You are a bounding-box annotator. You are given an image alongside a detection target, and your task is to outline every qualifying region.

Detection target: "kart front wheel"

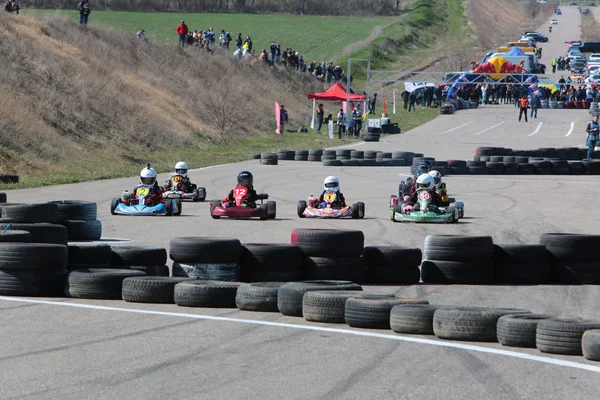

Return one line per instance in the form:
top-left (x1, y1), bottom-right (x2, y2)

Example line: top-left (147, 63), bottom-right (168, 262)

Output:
top-left (174, 200), bottom-right (182, 216)
top-left (297, 200), bottom-right (307, 218)
top-left (266, 201), bottom-right (276, 220)
top-left (357, 202), bottom-right (365, 219)
top-left (165, 200), bottom-right (173, 216)
top-left (391, 205), bottom-right (403, 221)
top-left (352, 203), bottom-right (360, 219)
top-left (110, 197), bottom-right (120, 215)
top-left (259, 204), bottom-right (268, 220)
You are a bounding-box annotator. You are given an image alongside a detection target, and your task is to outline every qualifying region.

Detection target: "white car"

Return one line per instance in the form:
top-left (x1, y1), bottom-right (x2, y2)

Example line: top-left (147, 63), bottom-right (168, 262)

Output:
top-left (585, 74), bottom-right (600, 84)
top-left (551, 19), bottom-right (558, 25)
top-left (589, 54), bottom-right (600, 62)
top-left (587, 65), bottom-right (600, 75)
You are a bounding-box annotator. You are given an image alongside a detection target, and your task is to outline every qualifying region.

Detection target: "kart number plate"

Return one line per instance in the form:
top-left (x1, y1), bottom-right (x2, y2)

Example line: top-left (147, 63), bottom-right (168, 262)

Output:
top-left (234, 187), bottom-right (248, 196)
top-left (324, 193), bottom-right (337, 201)
top-left (419, 192), bottom-right (431, 200)
top-left (137, 188), bottom-right (150, 195)
top-left (172, 176), bottom-right (183, 182)
top-left (323, 208), bottom-right (334, 214)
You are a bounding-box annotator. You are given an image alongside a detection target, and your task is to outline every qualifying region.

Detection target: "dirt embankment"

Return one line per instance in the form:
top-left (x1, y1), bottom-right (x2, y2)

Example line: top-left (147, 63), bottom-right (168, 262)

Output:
top-left (0, 14), bottom-right (322, 175)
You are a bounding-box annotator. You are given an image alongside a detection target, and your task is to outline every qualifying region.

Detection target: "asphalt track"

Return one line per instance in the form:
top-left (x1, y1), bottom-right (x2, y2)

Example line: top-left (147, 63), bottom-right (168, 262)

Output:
top-left (2, 6), bottom-right (600, 400)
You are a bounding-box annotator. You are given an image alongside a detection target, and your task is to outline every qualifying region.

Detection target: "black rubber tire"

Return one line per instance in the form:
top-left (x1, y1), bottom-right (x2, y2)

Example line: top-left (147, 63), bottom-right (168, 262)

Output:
top-left (447, 160), bottom-right (467, 167)
top-left (539, 233), bottom-right (600, 261)
top-left (582, 329), bottom-right (600, 361)
top-left (363, 246), bottom-right (422, 267)
top-left (302, 290), bottom-right (366, 323)
top-left (307, 154), bottom-right (321, 162)
top-left (277, 281), bottom-right (362, 317)
top-left (260, 158), bottom-right (278, 165)
top-left (0, 243), bottom-right (67, 270)
top-left (359, 159), bottom-right (377, 166)
top-left (518, 163), bottom-right (534, 174)
top-left (0, 223), bottom-right (67, 245)
top-left (110, 246), bottom-right (167, 267)
top-left (363, 150), bottom-right (378, 159)
top-left (448, 166), bottom-right (470, 175)
top-left (295, 150), bottom-right (309, 156)
top-left (469, 166), bottom-right (489, 175)
top-left (390, 304), bottom-right (455, 335)
top-left (122, 276), bottom-right (195, 304)
top-left (174, 281), bottom-right (241, 308)
top-left (493, 244), bottom-right (551, 284)
top-left (242, 268), bottom-right (301, 283)
top-left (424, 235), bottom-right (493, 262)
top-left (467, 160), bottom-right (486, 167)
top-left (322, 160), bottom-right (343, 166)
top-left (290, 228), bottom-right (364, 257)
top-left (536, 318), bottom-right (600, 355)
top-left (0, 193), bottom-right (6, 203)
top-left (1, 203), bottom-right (58, 223)
top-left (128, 265), bottom-right (169, 276)
top-left (294, 155), bottom-right (308, 161)
top-left (260, 152), bottom-right (278, 160)
top-left (0, 230), bottom-right (31, 243)
top-left (308, 149), bottom-right (323, 156)
top-left (367, 265), bottom-right (420, 284)
top-left (321, 155), bottom-right (336, 161)
top-left (341, 160), bottom-right (360, 167)
top-left (350, 151), bottom-right (364, 159)
top-left (0, 268), bottom-right (67, 296)
top-left (303, 256), bottom-right (367, 284)
top-left (433, 307), bottom-right (531, 342)
top-left (172, 262), bottom-right (239, 281)
top-left (66, 268), bottom-right (146, 299)
top-left (169, 237), bottom-right (242, 263)
top-left (236, 282), bottom-right (285, 312)
top-left (345, 297), bottom-right (429, 329)
top-left (421, 260), bottom-right (494, 284)
top-left (489, 156), bottom-right (504, 162)
top-left (240, 244), bottom-right (303, 272)
top-left (68, 244), bottom-right (112, 265)
top-left (497, 314), bottom-right (556, 348)
top-left (48, 201), bottom-right (97, 221)
top-left (251, 154), bottom-right (261, 160)
top-left (59, 220), bottom-right (102, 241)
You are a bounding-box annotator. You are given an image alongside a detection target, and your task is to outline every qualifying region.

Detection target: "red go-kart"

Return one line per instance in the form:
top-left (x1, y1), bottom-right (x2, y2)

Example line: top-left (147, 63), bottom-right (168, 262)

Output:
top-left (297, 190), bottom-right (365, 219)
top-left (210, 185), bottom-right (276, 220)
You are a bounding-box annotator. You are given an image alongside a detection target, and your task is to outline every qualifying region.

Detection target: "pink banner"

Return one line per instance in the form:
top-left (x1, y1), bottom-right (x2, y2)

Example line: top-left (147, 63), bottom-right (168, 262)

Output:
top-left (275, 101), bottom-right (281, 134)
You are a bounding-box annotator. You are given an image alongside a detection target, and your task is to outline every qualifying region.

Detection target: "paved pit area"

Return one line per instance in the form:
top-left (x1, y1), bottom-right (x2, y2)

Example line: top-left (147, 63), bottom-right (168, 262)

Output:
top-left (1, 6), bottom-right (599, 399)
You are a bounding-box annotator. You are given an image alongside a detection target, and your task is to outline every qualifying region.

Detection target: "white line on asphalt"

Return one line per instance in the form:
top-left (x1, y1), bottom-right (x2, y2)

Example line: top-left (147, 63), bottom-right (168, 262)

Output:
top-left (566, 122), bottom-right (575, 137)
top-left (528, 122), bottom-right (543, 137)
top-left (189, 164), bottom-right (230, 173)
top-left (2, 297), bottom-right (599, 374)
top-left (439, 121), bottom-right (473, 135)
top-left (474, 121), bottom-right (505, 136)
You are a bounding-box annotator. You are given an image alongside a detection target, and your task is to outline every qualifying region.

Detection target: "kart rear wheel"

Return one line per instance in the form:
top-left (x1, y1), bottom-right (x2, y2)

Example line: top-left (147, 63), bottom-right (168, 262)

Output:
top-left (358, 202), bottom-right (365, 218)
top-left (351, 203), bottom-right (360, 219)
top-left (165, 200), bottom-right (173, 216)
top-left (266, 201), bottom-right (276, 219)
top-left (110, 198), bottom-right (120, 216)
top-left (174, 200), bottom-right (182, 216)
top-left (456, 201), bottom-right (465, 218)
top-left (193, 187), bottom-right (206, 202)
top-left (447, 206), bottom-right (458, 223)
top-left (297, 200), bottom-right (307, 218)
top-left (260, 204), bottom-right (268, 220)
top-left (210, 200), bottom-right (221, 219)
top-left (391, 205), bottom-right (403, 222)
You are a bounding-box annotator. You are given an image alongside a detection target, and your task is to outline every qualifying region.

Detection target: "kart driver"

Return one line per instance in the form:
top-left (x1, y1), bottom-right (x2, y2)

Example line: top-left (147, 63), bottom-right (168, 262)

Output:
top-left (403, 163), bottom-right (431, 199)
top-left (127, 164), bottom-right (164, 205)
top-left (223, 170), bottom-right (258, 208)
top-left (167, 161), bottom-right (192, 191)
top-left (428, 170), bottom-right (448, 201)
top-left (404, 174), bottom-right (442, 213)
top-left (317, 176), bottom-right (346, 208)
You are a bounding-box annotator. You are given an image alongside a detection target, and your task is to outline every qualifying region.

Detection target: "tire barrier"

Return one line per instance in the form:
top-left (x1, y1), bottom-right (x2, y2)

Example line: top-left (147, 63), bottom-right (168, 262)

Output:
top-left (0, 174), bottom-right (19, 184)
top-left (174, 281), bottom-right (241, 308)
top-left (540, 233), bottom-right (600, 284)
top-left (363, 246), bottom-right (421, 285)
top-left (277, 280), bottom-right (362, 317)
top-left (66, 268), bottom-right (146, 299)
top-left (235, 282), bottom-right (284, 312)
top-left (497, 314), bottom-right (555, 348)
top-left (583, 330), bottom-right (600, 361)
top-left (302, 290), bottom-right (366, 323)
top-left (345, 296), bottom-right (429, 329)
top-left (493, 244), bottom-right (551, 284)
top-left (390, 304), bottom-right (455, 335)
top-left (536, 318), bottom-right (600, 356)
top-left (240, 243), bottom-right (304, 282)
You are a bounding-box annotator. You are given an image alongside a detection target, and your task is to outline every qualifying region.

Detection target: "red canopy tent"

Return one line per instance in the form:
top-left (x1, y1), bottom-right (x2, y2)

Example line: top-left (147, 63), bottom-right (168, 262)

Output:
top-left (307, 82), bottom-right (366, 101)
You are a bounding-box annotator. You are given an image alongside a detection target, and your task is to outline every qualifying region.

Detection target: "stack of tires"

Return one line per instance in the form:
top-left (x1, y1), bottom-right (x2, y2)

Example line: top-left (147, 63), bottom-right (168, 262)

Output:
top-left (308, 149), bottom-right (323, 162)
top-left (291, 228), bottom-right (367, 284)
top-left (493, 244), bottom-right (551, 284)
top-left (170, 237), bottom-right (242, 281)
top-left (375, 152), bottom-right (404, 166)
top-left (277, 149), bottom-right (295, 161)
top-left (540, 233), bottom-right (600, 284)
top-left (363, 128), bottom-right (381, 142)
top-left (321, 150), bottom-right (341, 166)
top-left (277, 280), bottom-right (362, 317)
top-left (421, 235), bottom-right (495, 284)
top-left (0, 242), bottom-right (67, 297)
top-left (51, 201), bottom-right (102, 241)
top-left (363, 246), bottom-right (421, 284)
top-left (294, 150), bottom-right (309, 161)
top-left (109, 246), bottom-right (170, 276)
top-left (240, 243), bottom-right (304, 282)
top-left (0, 203), bottom-right (69, 245)
top-left (447, 160), bottom-right (470, 175)
top-left (260, 152), bottom-right (278, 165)
top-left (174, 280), bottom-right (241, 308)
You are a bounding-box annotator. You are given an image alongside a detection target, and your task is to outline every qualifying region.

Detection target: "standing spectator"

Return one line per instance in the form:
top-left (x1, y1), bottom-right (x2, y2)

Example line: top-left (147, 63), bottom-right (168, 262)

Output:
top-left (221, 30), bottom-right (231, 49)
top-left (513, 86), bottom-right (520, 107)
top-left (586, 115), bottom-right (600, 160)
top-left (4, 0), bottom-right (11, 12)
top-left (552, 59), bottom-right (557, 73)
top-left (401, 90), bottom-right (409, 110)
top-left (518, 95), bottom-right (529, 122)
top-left (369, 93), bottom-right (377, 115)
top-left (408, 91), bottom-right (417, 112)
top-left (481, 84), bottom-right (488, 105)
top-left (77, 0), bottom-right (91, 25)
top-left (176, 20), bottom-right (188, 47)
top-left (336, 108), bottom-right (347, 139)
top-left (269, 42), bottom-right (277, 65)
top-left (316, 103), bottom-right (324, 134)
top-left (243, 35), bottom-right (253, 52)
top-left (279, 104), bottom-right (288, 134)
top-left (235, 33), bottom-right (243, 51)
top-left (275, 44), bottom-right (281, 63)
top-left (352, 106), bottom-right (362, 136)
top-left (530, 94), bottom-right (538, 119)
top-left (136, 28), bottom-right (147, 42)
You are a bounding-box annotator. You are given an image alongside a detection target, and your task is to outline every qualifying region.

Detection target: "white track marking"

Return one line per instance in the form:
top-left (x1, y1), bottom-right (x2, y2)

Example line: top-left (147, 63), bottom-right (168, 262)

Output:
top-left (1, 297), bottom-right (599, 374)
top-left (439, 121), bottom-right (474, 135)
top-left (474, 121), bottom-right (505, 136)
top-left (528, 122), bottom-right (543, 137)
top-left (189, 164), bottom-right (230, 173)
top-left (566, 122), bottom-right (575, 137)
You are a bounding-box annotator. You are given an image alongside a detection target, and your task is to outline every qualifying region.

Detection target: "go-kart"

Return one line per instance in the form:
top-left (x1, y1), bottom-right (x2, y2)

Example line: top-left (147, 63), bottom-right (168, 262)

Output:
top-left (163, 174), bottom-right (206, 202)
top-left (399, 179), bottom-right (463, 217)
top-left (209, 185), bottom-right (276, 220)
top-left (389, 190), bottom-right (461, 223)
top-left (111, 185), bottom-right (182, 216)
top-left (297, 190), bottom-right (365, 219)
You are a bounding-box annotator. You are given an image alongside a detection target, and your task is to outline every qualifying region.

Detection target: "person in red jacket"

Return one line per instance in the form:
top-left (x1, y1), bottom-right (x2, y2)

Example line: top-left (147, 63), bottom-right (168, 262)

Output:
top-left (176, 20), bottom-right (188, 47)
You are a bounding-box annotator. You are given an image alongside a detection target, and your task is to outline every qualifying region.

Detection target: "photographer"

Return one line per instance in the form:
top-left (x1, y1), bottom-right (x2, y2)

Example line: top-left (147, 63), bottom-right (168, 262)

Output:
top-left (586, 115), bottom-right (600, 160)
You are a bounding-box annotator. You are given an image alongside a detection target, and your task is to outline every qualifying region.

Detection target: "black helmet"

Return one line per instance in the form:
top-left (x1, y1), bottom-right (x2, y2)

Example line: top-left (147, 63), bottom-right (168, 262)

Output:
top-left (415, 163), bottom-right (430, 178)
top-left (237, 170), bottom-right (254, 188)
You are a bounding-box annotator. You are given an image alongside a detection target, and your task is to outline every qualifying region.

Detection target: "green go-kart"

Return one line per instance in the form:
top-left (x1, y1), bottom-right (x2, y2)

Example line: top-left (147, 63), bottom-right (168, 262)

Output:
top-left (389, 190), bottom-right (462, 223)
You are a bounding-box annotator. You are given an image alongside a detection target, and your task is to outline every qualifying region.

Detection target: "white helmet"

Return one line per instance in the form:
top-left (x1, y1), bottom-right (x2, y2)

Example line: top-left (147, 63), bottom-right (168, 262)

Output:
top-left (429, 170), bottom-right (442, 188)
top-left (140, 164), bottom-right (157, 186)
top-left (323, 176), bottom-right (340, 192)
top-left (175, 161), bottom-right (188, 176)
top-left (415, 174), bottom-right (435, 191)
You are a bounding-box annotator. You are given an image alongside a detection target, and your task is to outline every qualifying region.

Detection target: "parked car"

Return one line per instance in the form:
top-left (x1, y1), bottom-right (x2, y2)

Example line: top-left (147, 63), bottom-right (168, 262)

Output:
top-left (589, 53), bottom-right (600, 62)
top-left (522, 32), bottom-right (548, 42)
top-left (551, 19), bottom-right (558, 25)
top-left (585, 74), bottom-right (600, 84)
top-left (587, 65), bottom-right (600, 75)
top-left (580, 42), bottom-right (600, 53)
top-left (556, 8), bottom-right (562, 15)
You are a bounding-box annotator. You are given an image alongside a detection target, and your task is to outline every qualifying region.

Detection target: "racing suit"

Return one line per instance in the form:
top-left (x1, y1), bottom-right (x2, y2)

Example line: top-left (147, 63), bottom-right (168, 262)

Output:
top-left (166, 174), bottom-right (192, 192)
top-left (224, 186), bottom-right (258, 208)
top-left (407, 189), bottom-right (442, 210)
top-left (317, 191), bottom-right (346, 208)
top-left (130, 182), bottom-right (164, 206)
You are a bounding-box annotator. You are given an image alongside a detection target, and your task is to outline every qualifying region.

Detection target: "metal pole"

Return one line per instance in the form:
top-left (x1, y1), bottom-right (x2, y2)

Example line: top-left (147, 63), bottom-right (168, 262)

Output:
top-left (347, 58), bottom-right (351, 118)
